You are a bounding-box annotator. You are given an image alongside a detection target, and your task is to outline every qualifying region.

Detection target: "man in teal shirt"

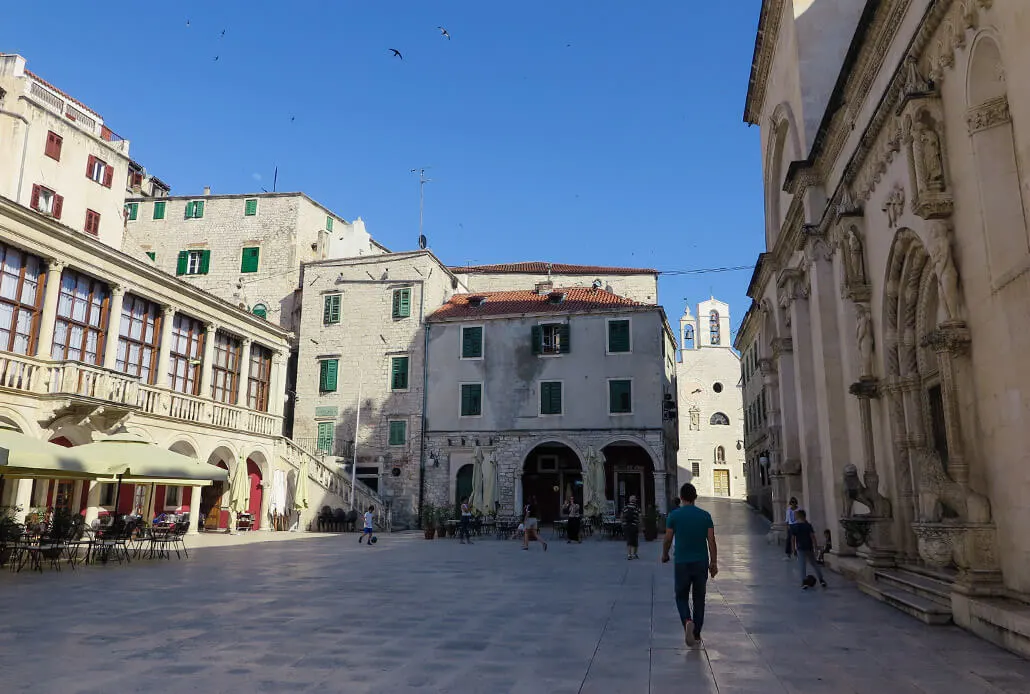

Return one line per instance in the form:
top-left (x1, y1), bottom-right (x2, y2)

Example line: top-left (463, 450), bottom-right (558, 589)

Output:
top-left (662, 482), bottom-right (718, 647)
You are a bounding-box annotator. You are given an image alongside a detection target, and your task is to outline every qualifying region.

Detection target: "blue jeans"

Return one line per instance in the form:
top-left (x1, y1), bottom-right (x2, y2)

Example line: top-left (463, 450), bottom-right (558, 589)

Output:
top-left (798, 550), bottom-right (824, 583)
top-left (674, 561), bottom-right (709, 636)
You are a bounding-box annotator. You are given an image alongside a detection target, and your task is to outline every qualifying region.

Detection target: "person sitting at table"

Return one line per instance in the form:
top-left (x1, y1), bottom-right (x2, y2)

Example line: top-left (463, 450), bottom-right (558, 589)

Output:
top-left (563, 498), bottom-right (582, 544)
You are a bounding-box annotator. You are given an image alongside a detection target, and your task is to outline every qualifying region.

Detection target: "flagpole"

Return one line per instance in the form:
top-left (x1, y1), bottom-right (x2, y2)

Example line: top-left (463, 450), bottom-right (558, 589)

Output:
top-left (350, 370), bottom-right (362, 511)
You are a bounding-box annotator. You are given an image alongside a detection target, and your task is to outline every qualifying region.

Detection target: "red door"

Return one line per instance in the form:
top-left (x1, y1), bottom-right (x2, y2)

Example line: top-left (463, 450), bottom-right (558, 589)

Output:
top-left (247, 459), bottom-right (263, 530)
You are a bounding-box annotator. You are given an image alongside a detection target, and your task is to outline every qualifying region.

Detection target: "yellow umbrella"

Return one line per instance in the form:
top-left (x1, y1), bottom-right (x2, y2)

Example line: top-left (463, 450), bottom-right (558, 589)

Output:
top-left (74, 433), bottom-right (228, 483)
top-left (0, 423), bottom-right (104, 480)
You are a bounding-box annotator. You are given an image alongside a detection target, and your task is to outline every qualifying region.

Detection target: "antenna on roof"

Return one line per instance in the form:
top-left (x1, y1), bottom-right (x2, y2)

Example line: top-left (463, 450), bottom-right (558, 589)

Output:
top-left (273, 166), bottom-right (278, 193)
top-left (410, 167), bottom-right (432, 249)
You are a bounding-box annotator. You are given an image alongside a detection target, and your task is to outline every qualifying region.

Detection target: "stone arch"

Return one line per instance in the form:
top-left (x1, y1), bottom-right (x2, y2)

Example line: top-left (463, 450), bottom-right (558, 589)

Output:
top-left (168, 435), bottom-right (201, 459)
top-left (245, 450), bottom-right (269, 530)
top-left (0, 406), bottom-right (37, 435)
top-left (514, 437), bottom-right (585, 470)
top-left (596, 434), bottom-right (662, 471)
top-left (765, 102), bottom-right (803, 249)
top-left (201, 444), bottom-right (237, 530)
top-left (520, 439), bottom-right (584, 523)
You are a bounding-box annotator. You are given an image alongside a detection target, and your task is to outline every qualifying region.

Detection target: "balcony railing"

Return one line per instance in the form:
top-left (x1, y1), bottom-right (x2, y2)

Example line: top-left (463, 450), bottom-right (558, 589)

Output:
top-left (0, 351), bottom-right (282, 438)
top-left (280, 438), bottom-right (384, 525)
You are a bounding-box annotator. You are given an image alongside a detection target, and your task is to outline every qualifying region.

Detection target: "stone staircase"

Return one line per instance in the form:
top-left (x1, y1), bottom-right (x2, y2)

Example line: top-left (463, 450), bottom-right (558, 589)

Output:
top-left (858, 564), bottom-right (955, 625)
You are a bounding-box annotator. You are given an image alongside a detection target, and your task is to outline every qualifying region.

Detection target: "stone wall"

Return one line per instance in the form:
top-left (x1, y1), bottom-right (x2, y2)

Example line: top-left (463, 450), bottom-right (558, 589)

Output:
top-left (455, 271), bottom-right (659, 304)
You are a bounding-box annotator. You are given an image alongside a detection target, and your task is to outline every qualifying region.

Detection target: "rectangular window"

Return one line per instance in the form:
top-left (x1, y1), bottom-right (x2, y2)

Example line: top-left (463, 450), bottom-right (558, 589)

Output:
top-left (85, 154), bottom-right (113, 187)
top-left (0, 242), bottom-right (45, 355)
top-left (247, 344), bottom-right (272, 412)
top-left (125, 202), bottom-right (138, 221)
top-left (690, 461), bottom-right (700, 478)
top-left (153, 200), bottom-right (166, 220)
top-left (176, 250), bottom-right (211, 276)
top-left (240, 246), bottom-right (260, 273)
top-left (115, 294), bottom-right (161, 384)
top-left (30, 184), bottom-right (63, 219)
top-left (316, 421), bottom-right (334, 454)
top-left (607, 319), bottom-right (631, 353)
top-left (145, 251), bottom-right (156, 261)
top-left (608, 379), bottom-right (632, 414)
top-left (532, 323), bottom-right (570, 355)
top-left (164, 485), bottom-right (183, 508)
top-left (184, 200), bottom-right (205, 219)
top-left (540, 381), bottom-right (563, 415)
top-left (460, 383), bottom-right (482, 417)
top-left (323, 294), bottom-right (341, 325)
top-left (388, 420), bottom-right (406, 446)
top-left (45, 131), bottom-right (62, 160)
top-left (319, 359), bottom-right (338, 393)
top-left (210, 331), bottom-right (242, 404)
top-left (928, 384), bottom-right (950, 465)
top-left (244, 198), bottom-right (258, 216)
top-left (52, 269), bottom-right (109, 365)
top-left (461, 326), bottom-right (483, 359)
top-left (390, 356), bottom-right (409, 390)
top-left (84, 209), bottom-right (101, 237)
top-left (392, 288), bottom-right (411, 319)
top-left (168, 313), bottom-right (205, 395)
top-left (326, 216), bottom-right (333, 231)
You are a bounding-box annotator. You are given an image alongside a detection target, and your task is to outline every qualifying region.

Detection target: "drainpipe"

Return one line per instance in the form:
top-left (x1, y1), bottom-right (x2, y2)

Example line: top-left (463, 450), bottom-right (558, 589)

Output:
top-left (418, 296), bottom-right (429, 529)
top-left (15, 113), bottom-right (30, 203)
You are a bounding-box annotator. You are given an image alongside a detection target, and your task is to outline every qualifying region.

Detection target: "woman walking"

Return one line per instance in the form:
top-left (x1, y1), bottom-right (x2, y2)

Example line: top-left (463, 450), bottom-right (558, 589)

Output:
top-left (564, 497), bottom-right (582, 543)
top-left (459, 496), bottom-right (473, 545)
top-left (522, 496), bottom-right (548, 551)
top-left (623, 495), bottom-right (641, 560)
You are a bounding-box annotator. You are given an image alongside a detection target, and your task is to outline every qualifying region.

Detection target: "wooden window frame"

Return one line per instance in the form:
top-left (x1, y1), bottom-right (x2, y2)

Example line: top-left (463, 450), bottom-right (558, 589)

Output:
top-left (607, 378), bottom-right (633, 415)
top-left (0, 242), bottom-right (46, 355)
top-left (241, 246), bottom-right (260, 273)
top-left (316, 421), bottom-right (334, 454)
top-left (390, 355), bottom-right (410, 391)
top-left (30, 184), bottom-right (63, 219)
top-left (319, 358), bottom-right (339, 393)
top-left (244, 198), bottom-right (258, 216)
top-left (388, 420), bottom-right (406, 447)
top-left (460, 325), bottom-right (483, 360)
top-left (323, 294), bottom-right (341, 325)
top-left (168, 313), bottom-right (206, 396)
top-left (533, 322), bottom-right (570, 356)
top-left (210, 331), bottom-right (242, 405)
top-left (459, 382), bottom-right (483, 418)
top-left (125, 202), bottom-right (138, 221)
top-left (539, 380), bottom-right (563, 416)
top-left (247, 344), bottom-right (272, 412)
top-left (115, 293), bottom-right (161, 384)
top-left (606, 318), bottom-right (632, 354)
top-left (86, 154), bottom-right (113, 188)
top-left (84, 209), bottom-right (101, 237)
top-left (52, 269), bottom-right (110, 365)
top-left (392, 288), bottom-right (412, 319)
top-left (44, 130), bottom-right (62, 161)
top-left (153, 200), bottom-right (166, 220)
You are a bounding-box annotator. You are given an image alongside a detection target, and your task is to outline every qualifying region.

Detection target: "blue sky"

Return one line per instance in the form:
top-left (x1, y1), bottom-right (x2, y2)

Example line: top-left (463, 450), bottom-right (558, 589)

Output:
top-left (2, 0), bottom-right (764, 343)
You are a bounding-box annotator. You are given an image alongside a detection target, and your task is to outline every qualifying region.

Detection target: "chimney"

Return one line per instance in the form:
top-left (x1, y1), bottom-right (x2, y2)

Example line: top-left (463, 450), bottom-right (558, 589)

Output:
top-left (202, 186), bottom-right (211, 196)
top-left (535, 280), bottom-right (553, 295)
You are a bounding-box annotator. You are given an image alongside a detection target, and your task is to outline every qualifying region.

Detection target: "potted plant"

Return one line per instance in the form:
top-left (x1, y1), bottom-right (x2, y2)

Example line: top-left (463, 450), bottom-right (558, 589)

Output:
top-left (420, 503), bottom-right (436, 539)
top-left (0, 506), bottom-right (23, 567)
top-left (643, 505), bottom-right (659, 542)
top-left (435, 508), bottom-right (448, 538)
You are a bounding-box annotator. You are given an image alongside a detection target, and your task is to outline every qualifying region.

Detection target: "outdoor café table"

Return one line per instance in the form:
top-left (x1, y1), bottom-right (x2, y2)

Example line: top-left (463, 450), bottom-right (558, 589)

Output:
top-left (444, 519), bottom-right (459, 538)
top-left (142, 525), bottom-right (177, 559)
top-left (552, 519), bottom-right (568, 539)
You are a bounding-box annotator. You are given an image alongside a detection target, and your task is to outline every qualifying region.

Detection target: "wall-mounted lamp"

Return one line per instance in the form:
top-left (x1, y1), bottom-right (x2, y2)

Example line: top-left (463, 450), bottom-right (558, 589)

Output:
top-left (736, 440), bottom-right (743, 451)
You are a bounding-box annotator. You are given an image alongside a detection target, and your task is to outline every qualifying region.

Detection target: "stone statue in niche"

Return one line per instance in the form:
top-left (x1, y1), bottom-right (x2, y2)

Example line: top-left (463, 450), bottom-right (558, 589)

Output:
top-left (919, 124), bottom-right (946, 192)
top-left (883, 186), bottom-right (905, 228)
top-left (846, 227), bottom-right (867, 285)
top-left (855, 304), bottom-right (874, 376)
top-left (928, 221), bottom-right (961, 321)
top-left (688, 407), bottom-right (700, 431)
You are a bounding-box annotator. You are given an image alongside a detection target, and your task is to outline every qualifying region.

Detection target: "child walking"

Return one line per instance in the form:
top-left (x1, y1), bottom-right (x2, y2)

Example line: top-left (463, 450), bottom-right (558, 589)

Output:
top-left (790, 510), bottom-right (826, 589)
top-left (359, 505), bottom-right (376, 545)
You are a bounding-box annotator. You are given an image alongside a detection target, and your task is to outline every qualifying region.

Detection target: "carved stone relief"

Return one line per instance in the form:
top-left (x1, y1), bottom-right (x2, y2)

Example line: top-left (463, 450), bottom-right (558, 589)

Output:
top-left (966, 95), bottom-right (1011, 135)
top-left (902, 96), bottom-right (954, 219)
top-left (926, 220), bottom-right (962, 321)
top-left (883, 186), bottom-right (906, 228)
top-left (855, 304), bottom-right (875, 377)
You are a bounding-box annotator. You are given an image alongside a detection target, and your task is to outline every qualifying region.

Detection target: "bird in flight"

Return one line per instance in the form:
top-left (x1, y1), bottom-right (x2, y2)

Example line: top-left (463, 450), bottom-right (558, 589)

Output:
top-left (691, 388), bottom-right (703, 394)
top-left (438, 26), bottom-right (450, 40)
top-left (390, 48), bottom-right (403, 59)
top-left (220, 29), bottom-right (226, 37)
top-left (186, 19), bottom-right (190, 27)
top-left (290, 116), bottom-right (295, 122)
top-left (213, 56), bottom-right (219, 61)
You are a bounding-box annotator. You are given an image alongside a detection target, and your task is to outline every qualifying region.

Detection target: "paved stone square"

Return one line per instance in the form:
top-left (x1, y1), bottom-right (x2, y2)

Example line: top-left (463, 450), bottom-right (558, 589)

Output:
top-left (3, 498), bottom-right (1030, 693)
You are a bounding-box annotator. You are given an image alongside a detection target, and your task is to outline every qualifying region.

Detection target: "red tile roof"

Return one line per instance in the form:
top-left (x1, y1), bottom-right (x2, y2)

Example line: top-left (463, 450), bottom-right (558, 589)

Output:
top-left (450, 262), bottom-right (657, 275)
top-left (25, 70), bottom-right (99, 118)
top-left (428, 287), bottom-right (651, 321)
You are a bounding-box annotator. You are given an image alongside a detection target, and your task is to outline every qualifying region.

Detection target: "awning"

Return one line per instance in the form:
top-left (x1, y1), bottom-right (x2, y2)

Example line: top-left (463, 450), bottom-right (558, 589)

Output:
top-left (0, 423), bottom-right (104, 480)
top-left (73, 433), bottom-right (229, 484)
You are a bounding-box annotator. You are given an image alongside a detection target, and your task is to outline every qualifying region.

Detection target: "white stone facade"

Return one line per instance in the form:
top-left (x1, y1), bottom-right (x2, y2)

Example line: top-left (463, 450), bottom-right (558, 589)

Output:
top-left (735, 301), bottom-right (773, 518)
top-left (675, 299), bottom-right (746, 500)
top-left (453, 263), bottom-right (659, 304)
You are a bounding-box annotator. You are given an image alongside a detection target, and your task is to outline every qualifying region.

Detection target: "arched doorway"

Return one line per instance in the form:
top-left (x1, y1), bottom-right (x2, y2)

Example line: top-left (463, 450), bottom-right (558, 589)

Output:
top-left (521, 443), bottom-right (582, 524)
top-left (168, 440), bottom-right (198, 518)
top-left (455, 464), bottom-right (474, 510)
top-left (202, 446), bottom-right (234, 530)
top-left (247, 457), bottom-right (264, 530)
top-left (602, 441), bottom-right (656, 516)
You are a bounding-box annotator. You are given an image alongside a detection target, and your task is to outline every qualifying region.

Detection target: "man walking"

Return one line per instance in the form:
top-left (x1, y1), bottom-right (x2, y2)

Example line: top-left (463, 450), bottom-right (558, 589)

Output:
top-left (662, 483), bottom-right (718, 648)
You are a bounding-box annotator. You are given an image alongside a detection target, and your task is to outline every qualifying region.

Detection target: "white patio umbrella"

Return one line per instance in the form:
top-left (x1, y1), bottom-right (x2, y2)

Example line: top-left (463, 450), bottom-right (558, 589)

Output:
top-left (592, 448), bottom-right (608, 510)
top-left (481, 451), bottom-right (497, 512)
top-left (582, 446), bottom-right (599, 509)
top-left (292, 456), bottom-right (309, 515)
top-left (228, 454), bottom-right (251, 517)
top-left (469, 446), bottom-right (484, 510)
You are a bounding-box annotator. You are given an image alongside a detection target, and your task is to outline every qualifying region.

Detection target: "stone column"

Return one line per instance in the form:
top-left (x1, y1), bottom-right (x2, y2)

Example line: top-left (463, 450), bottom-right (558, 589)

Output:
top-left (198, 323), bottom-right (217, 399)
top-left (769, 338), bottom-right (800, 534)
top-left (653, 471), bottom-right (667, 514)
top-left (83, 481), bottom-right (101, 526)
top-left (12, 479), bottom-right (33, 523)
top-left (923, 322), bottom-right (971, 485)
top-left (155, 305), bottom-right (177, 388)
top-left (236, 338), bottom-right (252, 407)
top-left (36, 259), bottom-right (66, 360)
top-left (187, 485), bottom-right (203, 535)
top-left (259, 477), bottom-right (271, 531)
top-left (268, 350), bottom-right (286, 417)
top-left (103, 285), bottom-right (126, 369)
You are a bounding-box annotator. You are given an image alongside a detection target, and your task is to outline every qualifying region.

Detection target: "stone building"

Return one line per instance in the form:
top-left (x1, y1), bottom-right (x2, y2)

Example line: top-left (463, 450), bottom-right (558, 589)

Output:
top-left (124, 191), bottom-right (384, 331)
top-left (675, 298), bottom-right (746, 501)
top-left (423, 285), bottom-right (678, 522)
top-left (293, 251), bottom-right (463, 528)
top-left (0, 54), bottom-right (132, 249)
top-left (735, 301), bottom-right (773, 519)
top-left (743, 0), bottom-right (1030, 654)
top-left (451, 262), bottom-right (659, 304)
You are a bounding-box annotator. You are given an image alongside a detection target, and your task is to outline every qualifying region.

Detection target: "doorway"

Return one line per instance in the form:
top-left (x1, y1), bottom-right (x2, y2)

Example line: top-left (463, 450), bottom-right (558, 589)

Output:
top-left (521, 443), bottom-right (582, 523)
top-left (614, 469), bottom-right (644, 516)
top-left (713, 469), bottom-right (730, 497)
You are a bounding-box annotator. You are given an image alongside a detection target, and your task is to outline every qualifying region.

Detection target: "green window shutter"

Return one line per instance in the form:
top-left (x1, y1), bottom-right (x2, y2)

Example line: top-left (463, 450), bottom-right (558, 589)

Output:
top-left (323, 295), bottom-right (342, 324)
top-left (198, 250), bottom-right (211, 274)
top-left (146, 251), bottom-right (156, 261)
top-left (462, 326), bottom-right (483, 358)
top-left (609, 380), bottom-right (632, 414)
top-left (125, 203), bottom-right (138, 220)
top-left (184, 201), bottom-right (194, 219)
top-left (195, 200), bottom-right (205, 218)
top-left (326, 216), bottom-right (333, 231)
top-left (153, 201), bottom-right (166, 220)
top-left (241, 247), bottom-right (260, 273)
top-left (461, 384), bottom-right (482, 416)
top-left (244, 198), bottom-right (258, 216)
top-left (391, 356), bottom-right (409, 390)
top-left (541, 382), bottom-right (562, 415)
top-left (608, 320), bottom-right (630, 353)
top-left (531, 325), bottom-right (542, 355)
top-left (558, 323), bottom-right (571, 353)
top-left (316, 422), bottom-right (334, 454)
top-left (320, 359), bottom-right (338, 392)
top-left (389, 420), bottom-right (406, 446)
top-left (392, 288), bottom-right (411, 319)
top-left (175, 251), bottom-right (188, 275)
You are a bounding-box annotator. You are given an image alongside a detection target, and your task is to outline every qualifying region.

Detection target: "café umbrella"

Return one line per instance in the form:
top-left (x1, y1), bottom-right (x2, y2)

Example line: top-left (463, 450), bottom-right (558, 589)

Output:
top-left (481, 450), bottom-right (497, 512)
top-left (228, 454), bottom-right (251, 519)
top-left (0, 423), bottom-right (104, 480)
top-left (469, 447), bottom-right (484, 510)
top-left (292, 456), bottom-right (309, 517)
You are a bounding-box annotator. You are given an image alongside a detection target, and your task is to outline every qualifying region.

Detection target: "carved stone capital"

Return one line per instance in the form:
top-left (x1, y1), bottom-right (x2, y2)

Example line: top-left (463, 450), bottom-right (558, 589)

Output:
top-left (758, 357), bottom-right (777, 377)
top-left (967, 96), bottom-right (1010, 135)
top-left (844, 284), bottom-right (872, 303)
top-left (849, 377), bottom-right (882, 399)
top-left (771, 337), bottom-right (793, 357)
top-left (920, 320), bottom-right (971, 355)
top-left (46, 259), bottom-right (67, 274)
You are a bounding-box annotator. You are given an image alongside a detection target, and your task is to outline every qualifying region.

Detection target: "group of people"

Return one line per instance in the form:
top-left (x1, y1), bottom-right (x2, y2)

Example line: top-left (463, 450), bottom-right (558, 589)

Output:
top-left (783, 496), bottom-right (830, 589)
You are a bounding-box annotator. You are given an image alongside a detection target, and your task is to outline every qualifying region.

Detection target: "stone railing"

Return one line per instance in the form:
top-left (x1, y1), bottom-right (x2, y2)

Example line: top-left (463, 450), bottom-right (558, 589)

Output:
top-left (280, 437), bottom-right (386, 529)
top-left (0, 350), bottom-right (282, 438)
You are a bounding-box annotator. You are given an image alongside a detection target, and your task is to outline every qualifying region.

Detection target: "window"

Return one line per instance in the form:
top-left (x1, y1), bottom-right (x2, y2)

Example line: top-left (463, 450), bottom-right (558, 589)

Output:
top-left (319, 359), bottom-right (339, 392)
top-left (30, 184), bottom-right (63, 219)
top-left (84, 209), bottom-right (101, 237)
top-left (388, 420), bottom-right (406, 446)
top-left (52, 269), bottom-right (109, 365)
top-left (100, 483), bottom-right (116, 507)
top-left (326, 216), bottom-right (334, 231)
top-left (86, 155), bottom-right (113, 187)
top-left (184, 200), bottom-right (205, 219)
top-left (165, 486), bottom-right (182, 508)
top-left (323, 294), bottom-right (341, 324)
top-left (316, 421), bottom-right (334, 454)
top-left (607, 319), bottom-right (631, 353)
top-left (125, 202), bottom-right (138, 221)
top-left (145, 251), bottom-right (156, 261)
top-left (392, 288), bottom-right (411, 319)
top-left (210, 332), bottom-right (242, 404)
top-left (176, 250), bottom-right (211, 275)
top-left (928, 384), bottom-right (949, 465)
top-left (461, 326), bottom-right (483, 359)
top-left (390, 356), bottom-right (409, 390)
top-left (715, 446), bottom-right (726, 463)
top-left (608, 379), bottom-right (632, 414)
top-left (247, 344), bottom-right (272, 411)
top-left (690, 461), bottom-right (701, 478)
top-left (0, 242), bottom-right (45, 355)
top-left (460, 383), bottom-right (483, 417)
top-left (713, 382), bottom-right (723, 393)
top-left (153, 200), bottom-right (166, 220)
top-left (168, 313), bottom-right (205, 395)
top-left (540, 381), bottom-right (562, 415)
top-left (710, 412), bottom-right (730, 426)
top-left (710, 310), bottom-right (721, 345)
top-left (44, 131), bottom-right (62, 160)
top-left (252, 303), bottom-right (267, 320)
top-left (244, 198), bottom-right (258, 216)
top-left (532, 323), bottom-right (570, 355)
top-left (241, 246), bottom-right (260, 273)
top-left (115, 294), bottom-right (161, 384)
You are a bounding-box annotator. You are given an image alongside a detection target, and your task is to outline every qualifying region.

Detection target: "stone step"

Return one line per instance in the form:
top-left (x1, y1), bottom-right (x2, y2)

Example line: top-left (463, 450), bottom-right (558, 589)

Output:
top-left (875, 568), bottom-right (952, 608)
top-left (859, 581), bottom-right (952, 625)
top-left (898, 562), bottom-right (959, 585)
